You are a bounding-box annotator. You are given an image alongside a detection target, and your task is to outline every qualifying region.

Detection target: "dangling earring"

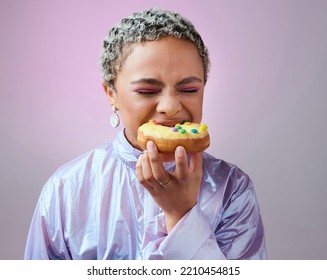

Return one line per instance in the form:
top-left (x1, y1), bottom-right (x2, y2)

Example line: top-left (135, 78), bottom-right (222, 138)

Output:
top-left (110, 105), bottom-right (120, 128)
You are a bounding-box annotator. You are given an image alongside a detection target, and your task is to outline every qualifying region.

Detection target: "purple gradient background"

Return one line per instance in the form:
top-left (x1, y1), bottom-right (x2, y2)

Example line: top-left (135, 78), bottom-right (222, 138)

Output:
top-left (1, 0), bottom-right (326, 259)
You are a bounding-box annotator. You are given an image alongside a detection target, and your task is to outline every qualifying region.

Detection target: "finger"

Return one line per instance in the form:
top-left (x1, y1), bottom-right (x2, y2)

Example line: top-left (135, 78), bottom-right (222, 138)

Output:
top-left (140, 149), bottom-right (165, 190)
top-left (189, 152), bottom-right (203, 180)
top-left (140, 151), bottom-right (158, 186)
top-left (175, 146), bottom-right (189, 181)
top-left (136, 153), bottom-right (155, 192)
top-left (146, 141), bottom-right (171, 186)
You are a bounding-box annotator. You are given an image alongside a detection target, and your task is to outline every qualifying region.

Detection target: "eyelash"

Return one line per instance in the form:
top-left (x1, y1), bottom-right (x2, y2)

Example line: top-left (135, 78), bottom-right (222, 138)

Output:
top-left (180, 88), bottom-right (199, 94)
top-left (136, 89), bottom-right (160, 96)
top-left (136, 88), bottom-right (199, 96)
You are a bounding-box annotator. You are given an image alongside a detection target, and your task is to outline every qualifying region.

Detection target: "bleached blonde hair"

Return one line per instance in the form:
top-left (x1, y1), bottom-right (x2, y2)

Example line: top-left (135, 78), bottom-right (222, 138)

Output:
top-left (100, 8), bottom-right (210, 89)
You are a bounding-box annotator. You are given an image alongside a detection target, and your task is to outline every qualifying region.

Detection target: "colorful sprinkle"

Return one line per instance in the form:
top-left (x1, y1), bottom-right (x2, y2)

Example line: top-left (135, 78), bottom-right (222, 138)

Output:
top-left (175, 125), bottom-right (182, 129)
top-left (200, 124), bottom-right (208, 131)
top-left (191, 129), bottom-right (198, 133)
top-left (171, 127), bottom-right (178, 132)
top-left (184, 122), bottom-right (191, 125)
top-left (180, 120), bottom-right (187, 124)
top-left (179, 129), bottom-right (186, 134)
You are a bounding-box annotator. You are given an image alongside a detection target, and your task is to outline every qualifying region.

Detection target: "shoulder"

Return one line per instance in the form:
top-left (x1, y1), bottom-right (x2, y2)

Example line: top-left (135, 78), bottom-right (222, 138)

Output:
top-left (40, 142), bottom-right (115, 198)
top-left (202, 152), bottom-right (252, 184)
top-left (54, 143), bottom-right (114, 178)
top-left (201, 152), bottom-right (253, 197)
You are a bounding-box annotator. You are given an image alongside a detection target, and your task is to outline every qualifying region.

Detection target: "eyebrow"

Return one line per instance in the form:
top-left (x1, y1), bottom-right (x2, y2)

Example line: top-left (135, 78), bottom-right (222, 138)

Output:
top-left (131, 76), bottom-right (203, 87)
top-left (176, 76), bottom-right (203, 87)
top-left (131, 78), bottom-right (164, 86)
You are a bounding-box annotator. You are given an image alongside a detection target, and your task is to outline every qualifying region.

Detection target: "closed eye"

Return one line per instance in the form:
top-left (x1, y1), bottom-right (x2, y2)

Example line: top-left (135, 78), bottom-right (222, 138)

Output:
top-left (136, 89), bottom-right (161, 96)
top-left (179, 87), bottom-right (199, 94)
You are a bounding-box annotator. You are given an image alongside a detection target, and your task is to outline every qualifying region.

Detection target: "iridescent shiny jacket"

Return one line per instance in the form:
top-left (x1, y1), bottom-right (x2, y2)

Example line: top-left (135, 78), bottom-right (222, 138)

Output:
top-left (24, 131), bottom-right (266, 259)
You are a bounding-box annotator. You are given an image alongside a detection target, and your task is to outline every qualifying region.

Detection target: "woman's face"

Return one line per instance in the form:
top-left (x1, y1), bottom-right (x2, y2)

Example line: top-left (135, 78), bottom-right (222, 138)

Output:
top-left (104, 36), bottom-right (205, 150)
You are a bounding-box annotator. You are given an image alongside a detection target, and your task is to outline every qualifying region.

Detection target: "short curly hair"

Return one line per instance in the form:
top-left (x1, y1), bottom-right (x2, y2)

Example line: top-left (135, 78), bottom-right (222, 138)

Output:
top-left (100, 8), bottom-right (210, 89)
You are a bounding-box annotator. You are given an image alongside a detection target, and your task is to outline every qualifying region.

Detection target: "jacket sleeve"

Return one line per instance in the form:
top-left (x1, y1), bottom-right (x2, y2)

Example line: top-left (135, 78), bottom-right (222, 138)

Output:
top-left (141, 175), bottom-right (266, 260)
top-left (141, 204), bottom-right (227, 259)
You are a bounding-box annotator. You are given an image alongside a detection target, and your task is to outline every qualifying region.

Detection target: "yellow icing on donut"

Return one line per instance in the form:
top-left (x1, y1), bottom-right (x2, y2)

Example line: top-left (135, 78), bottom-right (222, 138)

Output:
top-left (138, 122), bottom-right (208, 139)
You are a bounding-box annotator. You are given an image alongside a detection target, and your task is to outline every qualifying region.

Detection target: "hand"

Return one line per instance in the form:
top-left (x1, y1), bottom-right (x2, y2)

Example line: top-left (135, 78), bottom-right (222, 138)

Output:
top-left (136, 141), bottom-right (203, 232)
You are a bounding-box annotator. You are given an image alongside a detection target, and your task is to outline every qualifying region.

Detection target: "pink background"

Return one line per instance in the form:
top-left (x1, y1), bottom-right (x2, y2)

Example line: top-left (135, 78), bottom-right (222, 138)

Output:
top-left (1, 0), bottom-right (326, 259)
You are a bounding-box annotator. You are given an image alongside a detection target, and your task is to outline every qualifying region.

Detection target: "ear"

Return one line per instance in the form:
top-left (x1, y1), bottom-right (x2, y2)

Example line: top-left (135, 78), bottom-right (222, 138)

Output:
top-left (102, 82), bottom-right (118, 109)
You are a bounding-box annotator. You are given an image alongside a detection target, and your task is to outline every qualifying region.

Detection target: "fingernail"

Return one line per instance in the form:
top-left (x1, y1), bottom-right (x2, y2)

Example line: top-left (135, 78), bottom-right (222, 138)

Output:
top-left (147, 141), bottom-right (155, 152)
top-left (176, 146), bottom-right (185, 158)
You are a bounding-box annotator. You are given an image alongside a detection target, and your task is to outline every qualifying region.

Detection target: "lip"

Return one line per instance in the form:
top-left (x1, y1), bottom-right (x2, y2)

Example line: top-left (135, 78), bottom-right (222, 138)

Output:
top-left (152, 119), bottom-right (190, 127)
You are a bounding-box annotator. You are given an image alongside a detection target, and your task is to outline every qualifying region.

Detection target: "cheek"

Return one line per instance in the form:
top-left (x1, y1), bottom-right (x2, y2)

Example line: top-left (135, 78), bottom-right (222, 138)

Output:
top-left (116, 94), bottom-right (138, 115)
top-left (118, 97), bottom-right (151, 123)
top-left (192, 111), bottom-right (203, 123)
top-left (183, 96), bottom-right (203, 120)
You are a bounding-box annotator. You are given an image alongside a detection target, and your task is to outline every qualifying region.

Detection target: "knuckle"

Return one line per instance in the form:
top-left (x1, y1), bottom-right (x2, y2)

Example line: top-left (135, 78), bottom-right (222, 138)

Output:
top-left (154, 172), bottom-right (165, 181)
top-left (179, 177), bottom-right (189, 185)
top-left (149, 154), bottom-right (160, 165)
top-left (143, 174), bottom-right (154, 182)
top-left (137, 176), bottom-right (146, 184)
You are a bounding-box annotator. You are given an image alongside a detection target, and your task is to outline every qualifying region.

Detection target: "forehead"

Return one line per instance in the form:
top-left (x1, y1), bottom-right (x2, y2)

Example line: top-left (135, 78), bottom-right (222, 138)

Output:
top-left (118, 37), bottom-right (204, 80)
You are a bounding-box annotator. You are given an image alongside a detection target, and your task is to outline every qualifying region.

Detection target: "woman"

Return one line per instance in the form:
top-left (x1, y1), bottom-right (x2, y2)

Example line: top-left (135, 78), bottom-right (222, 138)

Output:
top-left (24, 8), bottom-right (266, 260)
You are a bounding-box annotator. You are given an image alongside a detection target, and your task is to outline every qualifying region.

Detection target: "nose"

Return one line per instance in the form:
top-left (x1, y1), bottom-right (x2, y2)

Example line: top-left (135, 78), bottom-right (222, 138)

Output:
top-left (156, 93), bottom-right (182, 116)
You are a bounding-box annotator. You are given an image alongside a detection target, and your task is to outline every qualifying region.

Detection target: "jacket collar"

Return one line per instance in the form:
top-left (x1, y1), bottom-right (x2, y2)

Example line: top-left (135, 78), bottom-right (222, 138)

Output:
top-left (113, 129), bottom-right (176, 171)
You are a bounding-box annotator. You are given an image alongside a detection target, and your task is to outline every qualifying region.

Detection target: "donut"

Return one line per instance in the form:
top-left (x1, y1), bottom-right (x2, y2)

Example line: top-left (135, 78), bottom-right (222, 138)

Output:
top-left (137, 120), bottom-right (210, 154)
